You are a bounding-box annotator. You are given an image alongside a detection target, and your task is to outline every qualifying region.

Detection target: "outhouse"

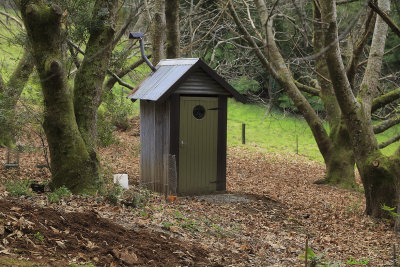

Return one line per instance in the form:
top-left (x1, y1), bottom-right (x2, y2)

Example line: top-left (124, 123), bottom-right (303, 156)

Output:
top-left (128, 58), bottom-right (246, 195)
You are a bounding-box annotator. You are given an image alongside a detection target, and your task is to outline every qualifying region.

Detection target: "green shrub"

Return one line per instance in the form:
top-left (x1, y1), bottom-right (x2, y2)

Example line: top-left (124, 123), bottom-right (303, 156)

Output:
top-left (97, 110), bottom-right (118, 147)
top-left (230, 76), bottom-right (260, 94)
top-left (47, 186), bottom-right (72, 204)
top-left (106, 96), bottom-right (133, 131)
top-left (5, 179), bottom-right (33, 197)
top-left (105, 184), bottom-right (123, 205)
top-left (121, 188), bottom-right (151, 208)
top-left (278, 93), bottom-right (325, 114)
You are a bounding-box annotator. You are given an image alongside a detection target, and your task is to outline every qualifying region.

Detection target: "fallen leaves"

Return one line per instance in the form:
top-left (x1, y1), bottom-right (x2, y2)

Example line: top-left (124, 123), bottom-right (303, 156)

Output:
top-left (111, 248), bottom-right (138, 265)
top-left (0, 120), bottom-right (398, 265)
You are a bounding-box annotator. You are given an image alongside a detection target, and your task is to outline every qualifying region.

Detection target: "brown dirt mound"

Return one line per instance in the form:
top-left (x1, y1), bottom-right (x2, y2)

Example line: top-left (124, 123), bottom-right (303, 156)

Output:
top-left (0, 199), bottom-right (211, 266)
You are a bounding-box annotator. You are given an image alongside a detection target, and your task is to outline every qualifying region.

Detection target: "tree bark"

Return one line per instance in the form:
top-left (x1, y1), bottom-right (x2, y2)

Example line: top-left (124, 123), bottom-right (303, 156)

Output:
top-left (165, 0), bottom-right (180, 58)
top-left (313, 1), bottom-right (356, 187)
top-left (20, 1), bottom-right (98, 193)
top-left (151, 0), bottom-right (165, 65)
top-left (73, 0), bottom-right (118, 150)
top-left (372, 87), bottom-right (400, 112)
top-left (345, 9), bottom-right (375, 90)
top-left (71, 0), bottom-right (118, 192)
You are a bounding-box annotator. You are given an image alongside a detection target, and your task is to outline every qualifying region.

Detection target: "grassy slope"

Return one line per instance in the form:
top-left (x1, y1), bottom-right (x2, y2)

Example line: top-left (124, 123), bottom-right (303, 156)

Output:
top-left (227, 99), bottom-right (400, 162)
top-left (0, 22), bottom-right (23, 79)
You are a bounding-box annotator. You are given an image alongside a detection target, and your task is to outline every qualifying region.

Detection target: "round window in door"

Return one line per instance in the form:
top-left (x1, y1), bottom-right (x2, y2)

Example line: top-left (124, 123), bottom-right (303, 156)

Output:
top-left (193, 105), bottom-right (206, 119)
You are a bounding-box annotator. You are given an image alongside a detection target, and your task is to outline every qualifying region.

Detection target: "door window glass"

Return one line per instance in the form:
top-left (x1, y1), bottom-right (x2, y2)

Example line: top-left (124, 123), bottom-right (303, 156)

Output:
top-left (193, 105), bottom-right (206, 119)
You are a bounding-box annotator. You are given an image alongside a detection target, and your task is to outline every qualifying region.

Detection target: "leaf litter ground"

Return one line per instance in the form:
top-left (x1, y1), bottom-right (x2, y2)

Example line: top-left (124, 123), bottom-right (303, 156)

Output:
top-left (0, 117), bottom-right (398, 266)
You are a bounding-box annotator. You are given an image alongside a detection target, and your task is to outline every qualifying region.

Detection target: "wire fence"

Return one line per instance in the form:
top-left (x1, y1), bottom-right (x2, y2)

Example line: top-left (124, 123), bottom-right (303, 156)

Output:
top-left (227, 108), bottom-right (322, 161)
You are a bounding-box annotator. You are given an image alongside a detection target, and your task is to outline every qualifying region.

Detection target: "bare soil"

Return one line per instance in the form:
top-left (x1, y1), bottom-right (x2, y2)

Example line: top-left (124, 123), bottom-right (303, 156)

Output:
top-left (0, 199), bottom-right (211, 266)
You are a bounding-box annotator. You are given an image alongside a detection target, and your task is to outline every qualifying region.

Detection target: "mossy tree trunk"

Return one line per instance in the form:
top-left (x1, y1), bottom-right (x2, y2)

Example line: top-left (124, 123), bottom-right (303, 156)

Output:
top-left (0, 48), bottom-right (34, 146)
top-left (321, 0), bottom-right (399, 217)
top-left (73, 0), bottom-right (118, 186)
top-left (312, 2), bottom-right (356, 188)
top-left (165, 0), bottom-right (180, 59)
top-left (74, 0), bottom-right (118, 150)
top-left (151, 0), bottom-right (165, 65)
top-left (323, 122), bottom-right (356, 188)
top-left (19, 0), bottom-right (118, 194)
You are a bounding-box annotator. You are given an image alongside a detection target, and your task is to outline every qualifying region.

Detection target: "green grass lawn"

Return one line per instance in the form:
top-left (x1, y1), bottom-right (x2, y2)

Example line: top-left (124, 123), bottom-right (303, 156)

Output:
top-left (227, 100), bottom-right (324, 161)
top-left (227, 100), bottom-right (400, 162)
top-left (0, 21), bottom-right (24, 79)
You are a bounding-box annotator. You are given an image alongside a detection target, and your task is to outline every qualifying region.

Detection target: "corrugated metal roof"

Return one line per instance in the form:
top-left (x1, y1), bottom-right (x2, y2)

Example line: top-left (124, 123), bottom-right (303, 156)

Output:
top-left (127, 58), bottom-right (246, 103)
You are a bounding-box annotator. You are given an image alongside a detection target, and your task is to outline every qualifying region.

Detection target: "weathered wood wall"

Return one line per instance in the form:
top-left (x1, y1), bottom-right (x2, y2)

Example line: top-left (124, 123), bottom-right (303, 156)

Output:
top-left (140, 100), bottom-right (170, 193)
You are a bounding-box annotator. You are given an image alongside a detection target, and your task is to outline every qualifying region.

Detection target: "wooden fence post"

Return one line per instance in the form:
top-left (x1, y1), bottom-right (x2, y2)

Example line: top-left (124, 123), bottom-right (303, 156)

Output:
top-left (242, 123), bottom-right (246, 144)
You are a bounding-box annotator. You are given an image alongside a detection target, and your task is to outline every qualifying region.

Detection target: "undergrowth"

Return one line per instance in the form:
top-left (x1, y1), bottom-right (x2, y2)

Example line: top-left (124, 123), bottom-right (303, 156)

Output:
top-left (47, 186), bottom-right (72, 203)
top-left (5, 179), bottom-right (34, 197)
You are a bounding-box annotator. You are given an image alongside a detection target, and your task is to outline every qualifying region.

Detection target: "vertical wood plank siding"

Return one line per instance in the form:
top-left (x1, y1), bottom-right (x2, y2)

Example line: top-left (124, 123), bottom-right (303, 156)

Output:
top-left (169, 94), bottom-right (180, 191)
top-left (217, 96), bottom-right (227, 191)
top-left (140, 101), bottom-right (154, 190)
top-left (140, 100), bottom-right (170, 192)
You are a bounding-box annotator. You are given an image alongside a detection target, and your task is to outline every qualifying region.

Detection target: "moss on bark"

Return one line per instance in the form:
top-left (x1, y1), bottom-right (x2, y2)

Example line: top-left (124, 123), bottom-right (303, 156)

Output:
top-left (361, 151), bottom-right (400, 218)
top-left (73, 0), bottom-right (118, 151)
top-left (324, 122), bottom-right (357, 188)
top-left (20, 1), bottom-right (100, 194)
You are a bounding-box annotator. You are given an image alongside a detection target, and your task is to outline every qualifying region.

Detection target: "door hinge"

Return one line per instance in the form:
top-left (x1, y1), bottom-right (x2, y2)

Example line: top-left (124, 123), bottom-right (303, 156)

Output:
top-left (208, 107), bottom-right (219, 110)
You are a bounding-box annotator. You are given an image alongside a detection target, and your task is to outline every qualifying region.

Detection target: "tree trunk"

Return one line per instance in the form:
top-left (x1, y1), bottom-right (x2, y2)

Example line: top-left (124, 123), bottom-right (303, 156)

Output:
top-left (313, 1), bottom-right (356, 187)
top-left (74, 0), bottom-right (118, 150)
top-left (0, 48), bottom-right (34, 146)
top-left (165, 0), bottom-right (180, 58)
top-left (71, 0), bottom-right (117, 191)
top-left (323, 122), bottom-right (357, 188)
top-left (151, 0), bottom-right (165, 65)
top-left (20, 1), bottom-right (99, 193)
top-left (361, 152), bottom-right (400, 218)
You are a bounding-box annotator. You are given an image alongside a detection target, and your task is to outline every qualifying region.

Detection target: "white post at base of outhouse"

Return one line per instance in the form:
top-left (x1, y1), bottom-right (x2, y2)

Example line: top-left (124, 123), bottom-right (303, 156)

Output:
top-left (113, 174), bottom-right (129, 189)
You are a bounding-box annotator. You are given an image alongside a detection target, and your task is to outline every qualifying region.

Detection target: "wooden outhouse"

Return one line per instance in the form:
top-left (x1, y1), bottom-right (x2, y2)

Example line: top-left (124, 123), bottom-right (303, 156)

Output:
top-left (128, 58), bottom-right (246, 195)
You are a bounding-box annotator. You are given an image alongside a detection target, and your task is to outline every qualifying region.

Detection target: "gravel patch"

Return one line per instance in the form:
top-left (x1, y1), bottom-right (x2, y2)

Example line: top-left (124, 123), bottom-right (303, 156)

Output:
top-left (193, 194), bottom-right (251, 203)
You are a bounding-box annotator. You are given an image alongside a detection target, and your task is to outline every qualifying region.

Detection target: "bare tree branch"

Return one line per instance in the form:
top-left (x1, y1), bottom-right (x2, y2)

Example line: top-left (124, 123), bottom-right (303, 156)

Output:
top-left (374, 116), bottom-right (400, 134)
top-left (104, 57), bottom-right (148, 92)
top-left (358, 43), bottom-right (400, 67)
top-left (241, 0), bottom-right (263, 41)
top-left (294, 0), bottom-right (369, 62)
top-left (337, 0), bottom-right (361, 5)
top-left (0, 10), bottom-right (24, 28)
top-left (106, 70), bottom-right (135, 90)
top-left (372, 87), bottom-right (400, 112)
top-left (68, 38), bottom-right (139, 91)
top-left (379, 133), bottom-right (400, 149)
top-left (346, 8), bottom-right (375, 88)
top-left (293, 80), bottom-right (320, 96)
top-left (181, 0), bottom-right (229, 51)
top-left (368, 0), bottom-right (400, 38)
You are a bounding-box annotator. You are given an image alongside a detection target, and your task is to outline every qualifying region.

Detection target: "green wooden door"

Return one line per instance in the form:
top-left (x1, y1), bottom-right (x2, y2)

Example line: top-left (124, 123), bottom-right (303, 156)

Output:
top-left (179, 96), bottom-right (218, 194)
